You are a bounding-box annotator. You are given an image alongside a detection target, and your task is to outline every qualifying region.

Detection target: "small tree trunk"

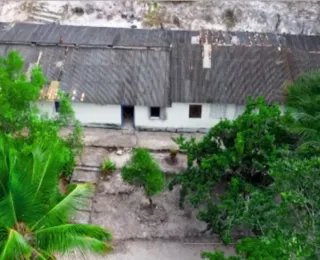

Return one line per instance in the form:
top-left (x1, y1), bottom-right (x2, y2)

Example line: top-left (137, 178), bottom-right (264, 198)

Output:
top-left (59, 176), bottom-right (68, 194)
top-left (149, 197), bottom-right (154, 214)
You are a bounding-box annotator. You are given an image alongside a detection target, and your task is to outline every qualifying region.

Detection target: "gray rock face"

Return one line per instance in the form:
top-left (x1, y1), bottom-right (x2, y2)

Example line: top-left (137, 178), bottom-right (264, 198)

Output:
top-left (71, 7), bottom-right (84, 15)
top-left (3, 0), bottom-right (320, 35)
top-left (158, 0), bottom-right (320, 34)
top-left (85, 3), bottom-right (95, 15)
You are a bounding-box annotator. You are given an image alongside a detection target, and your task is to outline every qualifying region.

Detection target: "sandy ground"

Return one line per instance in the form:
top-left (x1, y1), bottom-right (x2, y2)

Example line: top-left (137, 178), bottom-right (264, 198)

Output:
top-left (60, 127), bottom-right (236, 259)
top-left (0, 0), bottom-right (319, 34)
top-left (60, 240), bottom-right (235, 260)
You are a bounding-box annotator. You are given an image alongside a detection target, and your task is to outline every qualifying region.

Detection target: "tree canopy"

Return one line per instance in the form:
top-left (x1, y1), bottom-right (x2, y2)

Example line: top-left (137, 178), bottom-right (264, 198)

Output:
top-left (122, 148), bottom-right (165, 210)
top-left (0, 51), bottom-right (83, 178)
top-left (171, 97), bottom-right (290, 242)
top-left (172, 73), bottom-right (320, 258)
top-left (0, 51), bottom-right (112, 259)
top-left (285, 72), bottom-right (320, 154)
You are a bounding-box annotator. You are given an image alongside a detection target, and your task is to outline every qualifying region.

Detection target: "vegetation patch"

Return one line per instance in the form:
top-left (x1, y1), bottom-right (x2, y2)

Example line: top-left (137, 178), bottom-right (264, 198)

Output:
top-left (142, 0), bottom-right (162, 27)
top-left (100, 159), bottom-right (117, 178)
top-left (0, 51), bottom-right (111, 259)
top-left (165, 148), bottom-right (178, 165)
top-left (122, 148), bottom-right (165, 214)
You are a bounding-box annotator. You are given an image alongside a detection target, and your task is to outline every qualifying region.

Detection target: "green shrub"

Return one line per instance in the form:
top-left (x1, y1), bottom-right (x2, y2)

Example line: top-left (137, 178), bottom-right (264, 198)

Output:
top-left (101, 159), bottom-right (116, 175)
top-left (122, 148), bottom-right (165, 211)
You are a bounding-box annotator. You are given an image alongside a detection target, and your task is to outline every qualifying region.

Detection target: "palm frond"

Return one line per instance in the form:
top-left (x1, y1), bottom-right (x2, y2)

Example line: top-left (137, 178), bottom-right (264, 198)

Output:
top-left (0, 193), bottom-right (17, 228)
top-left (0, 229), bottom-right (32, 260)
top-left (0, 136), bottom-right (13, 195)
top-left (31, 184), bottom-right (94, 230)
top-left (35, 224), bottom-right (112, 254)
top-left (0, 143), bottom-right (48, 226)
top-left (291, 111), bottom-right (319, 123)
top-left (30, 138), bottom-right (66, 200)
top-left (297, 140), bottom-right (320, 152)
top-left (290, 125), bottom-right (319, 140)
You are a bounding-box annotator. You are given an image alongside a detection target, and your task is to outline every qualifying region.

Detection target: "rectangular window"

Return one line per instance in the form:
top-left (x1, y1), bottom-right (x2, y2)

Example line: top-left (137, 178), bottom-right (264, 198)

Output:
top-left (150, 107), bottom-right (160, 118)
top-left (189, 105), bottom-right (202, 118)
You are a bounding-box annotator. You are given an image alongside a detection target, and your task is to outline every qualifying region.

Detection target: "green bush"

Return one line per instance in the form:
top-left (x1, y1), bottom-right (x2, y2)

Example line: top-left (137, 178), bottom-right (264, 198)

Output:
top-left (202, 251), bottom-right (240, 260)
top-left (101, 159), bottom-right (116, 175)
top-left (122, 148), bottom-right (165, 211)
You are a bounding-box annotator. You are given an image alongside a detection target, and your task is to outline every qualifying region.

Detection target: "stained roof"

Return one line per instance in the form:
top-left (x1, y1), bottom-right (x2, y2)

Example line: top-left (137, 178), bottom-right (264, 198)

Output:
top-left (0, 23), bottom-right (176, 47)
top-left (171, 45), bottom-right (291, 104)
top-left (0, 44), bottom-right (65, 81)
top-left (60, 48), bottom-right (170, 106)
top-left (0, 23), bottom-right (320, 105)
top-left (1, 23), bottom-right (320, 50)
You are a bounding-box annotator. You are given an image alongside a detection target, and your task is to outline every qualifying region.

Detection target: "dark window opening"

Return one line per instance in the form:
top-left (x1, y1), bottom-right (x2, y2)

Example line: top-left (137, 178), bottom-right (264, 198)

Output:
top-left (150, 107), bottom-right (160, 118)
top-left (54, 101), bottom-right (60, 113)
top-left (189, 105), bottom-right (202, 118)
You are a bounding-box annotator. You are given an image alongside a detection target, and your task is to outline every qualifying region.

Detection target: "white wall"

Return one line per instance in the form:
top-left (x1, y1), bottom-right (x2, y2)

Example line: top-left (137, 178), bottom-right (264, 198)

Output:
top-left (72, 103), bottom-right (121, 126)
top-left (134, 103), bottom-right (240, 131)
top-left (35, 101), bottom-right (55, 118)
top-left (36, 101), bottom-right (122, 126)
top-left (36, 101), bottom-right (284, 131)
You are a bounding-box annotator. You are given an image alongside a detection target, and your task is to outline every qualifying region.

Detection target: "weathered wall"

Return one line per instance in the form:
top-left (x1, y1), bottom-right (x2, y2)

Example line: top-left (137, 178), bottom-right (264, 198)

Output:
top-left (72, 103), bottom-right (122, 127)
top-left (36, 101), bottom-right (55, 118)
top-left (36, 102), bottom-right (122, 127)
top-left (134, 103), bottom-right (245, 132)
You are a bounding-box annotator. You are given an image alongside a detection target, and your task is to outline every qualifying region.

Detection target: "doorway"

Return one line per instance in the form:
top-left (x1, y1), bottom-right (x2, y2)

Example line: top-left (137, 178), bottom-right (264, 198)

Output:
top-left (122, 106), bottom-right (134, 129)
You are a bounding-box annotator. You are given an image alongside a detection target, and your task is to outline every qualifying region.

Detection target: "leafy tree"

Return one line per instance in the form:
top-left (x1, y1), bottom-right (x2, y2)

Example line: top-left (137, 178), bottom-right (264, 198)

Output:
top-left (285, 72), bottom-right (320, 154)
top-left (170, 97), bottom-right (290, 242)
top-left (0, 51), bottom-right (45, 133)
top-left (0, 134), bottom-right (112, 259)
top-left (175, 74), bottom-right (320, 258)
top-left (201, 234), bottom-right (299, 260)
top-left (267, 157), bottom-right (320, 258)
top-left (122, 148), bottom-right (165, 211)
top-left (0, 51), bottom-right (83, 178)
top-left (202, 155), bottom-right (320, 259)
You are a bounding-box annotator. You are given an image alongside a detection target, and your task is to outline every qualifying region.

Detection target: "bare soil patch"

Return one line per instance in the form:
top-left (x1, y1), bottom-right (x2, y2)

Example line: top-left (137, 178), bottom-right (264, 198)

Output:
top-left (60, 240), bottom-right (235, 260)
top-left (90, 173), bottom-right (208, 240)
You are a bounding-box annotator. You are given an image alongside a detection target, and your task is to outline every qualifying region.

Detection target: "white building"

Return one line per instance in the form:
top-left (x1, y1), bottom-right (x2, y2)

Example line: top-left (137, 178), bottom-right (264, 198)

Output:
top-left (0, 23), bottom-right (317, 132)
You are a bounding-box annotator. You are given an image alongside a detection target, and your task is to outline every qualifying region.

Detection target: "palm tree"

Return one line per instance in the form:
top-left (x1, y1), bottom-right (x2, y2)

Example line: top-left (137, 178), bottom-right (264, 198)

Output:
top-left (0, 135), bottom-right (112, 259)
top-left (285, 72), bottom-right (320, 153)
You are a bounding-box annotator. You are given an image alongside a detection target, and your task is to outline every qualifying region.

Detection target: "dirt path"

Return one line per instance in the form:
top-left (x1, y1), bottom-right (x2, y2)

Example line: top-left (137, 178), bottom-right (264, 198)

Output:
top-left (60, 240), bottom-right (235, 260)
